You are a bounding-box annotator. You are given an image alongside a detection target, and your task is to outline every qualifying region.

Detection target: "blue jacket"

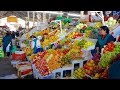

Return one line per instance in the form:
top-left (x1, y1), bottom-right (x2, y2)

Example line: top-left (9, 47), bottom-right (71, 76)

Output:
top-left (108, 60), bottom-right (120, 79)
top-left (2, 35), bottom-right (12, 51)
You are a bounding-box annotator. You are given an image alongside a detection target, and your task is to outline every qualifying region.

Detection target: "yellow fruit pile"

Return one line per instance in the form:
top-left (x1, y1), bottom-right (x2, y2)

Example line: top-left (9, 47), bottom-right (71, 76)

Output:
top-left (47, 49), bottom-right (64, 71)
top-left (29, 54), bottom-right (37, 60)
top-left (84, 30), bottom-right (92, 38)
top-left (42, 30), bottom-right (60, 48)
top-left (73, 68), bottom-right (86, 79)
top-left (22, 46), bottom-right (33, 56)
top-left (26, 33), bottom-right (30, 40)
top-left (38, 29), bottom-right (50, 36)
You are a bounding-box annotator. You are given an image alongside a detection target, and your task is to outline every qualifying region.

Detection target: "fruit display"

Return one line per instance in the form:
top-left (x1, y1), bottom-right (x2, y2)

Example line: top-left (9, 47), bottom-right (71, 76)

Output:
top-left (98, 52), bottom-right (116, 68)
top-left (92, 53), bottom-right (101, 65)
top-left (73, 68), bottom-right (86, 79)
top-left (93, 22), bottom-right (102, 29)
top-left (103, 42), bottom-right (115, 54)
top-left (67, 31), bottom-right (83, 39)
top-left (105, 17), bottom-right (117, 29)
top-left (41, 30), bottom-right (60, 48)
top-left (35, 58), bottom-right (51, 76)
top-left (113, 42), bottom-right (120, 54)
top-left (99, 42), bottom-right (120, 68)
top-left (92, 73), bottom-right (101, 79)
top-left (84, 60), bottom-right (96, 76)
top-left (84, 26), bottom-right (99, 39)
top-left (75, 23), bottom-right (87, 30)
top-left (22, 46), bottom-right (33, 56)
top-left (25, 33), bottom-right (30, 40)
top-left (77, 39), bottom-right (95, 50)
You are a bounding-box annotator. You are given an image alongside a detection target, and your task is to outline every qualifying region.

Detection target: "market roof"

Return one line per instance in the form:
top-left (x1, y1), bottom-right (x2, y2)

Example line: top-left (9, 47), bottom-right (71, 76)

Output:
top-left (0, 11), bottom-right (90, 21)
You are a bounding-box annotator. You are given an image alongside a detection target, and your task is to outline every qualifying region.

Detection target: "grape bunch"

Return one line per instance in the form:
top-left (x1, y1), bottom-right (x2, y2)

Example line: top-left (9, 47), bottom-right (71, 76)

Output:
top-left (92, 53), bottom-right (101, 65)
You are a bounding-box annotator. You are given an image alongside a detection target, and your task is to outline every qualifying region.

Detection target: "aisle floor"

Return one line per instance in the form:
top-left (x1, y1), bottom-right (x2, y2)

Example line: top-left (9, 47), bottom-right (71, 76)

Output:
top-left (0, 57), bottom-right (18, 78)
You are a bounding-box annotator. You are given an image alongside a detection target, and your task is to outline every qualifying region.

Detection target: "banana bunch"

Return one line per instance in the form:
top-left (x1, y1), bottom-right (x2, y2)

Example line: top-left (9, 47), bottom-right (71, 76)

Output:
top-left (94, 22), bottom-right (102, 28)
top-left (73, 68), bottom-right (86, 79)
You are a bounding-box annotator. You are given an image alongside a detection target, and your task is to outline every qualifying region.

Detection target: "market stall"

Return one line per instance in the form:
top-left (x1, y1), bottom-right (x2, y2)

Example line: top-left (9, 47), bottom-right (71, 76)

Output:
top-left (1, 11), bottom-right (119, 79)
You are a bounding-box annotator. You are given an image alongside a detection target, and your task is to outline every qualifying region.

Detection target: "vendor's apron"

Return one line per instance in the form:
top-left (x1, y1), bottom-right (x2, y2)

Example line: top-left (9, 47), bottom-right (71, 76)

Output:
top-left (33, 39), bottom-right (37, 54)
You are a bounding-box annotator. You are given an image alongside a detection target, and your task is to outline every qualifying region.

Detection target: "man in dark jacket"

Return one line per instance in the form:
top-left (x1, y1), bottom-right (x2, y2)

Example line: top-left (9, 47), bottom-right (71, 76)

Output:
top-left (108, 60), bottom-right (120, 79)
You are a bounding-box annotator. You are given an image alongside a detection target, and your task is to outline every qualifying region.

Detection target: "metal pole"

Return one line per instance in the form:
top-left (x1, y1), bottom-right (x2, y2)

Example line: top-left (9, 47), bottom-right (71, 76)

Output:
top-left (27, 11), bottom-right (30, 29)
top-left (33, 11), bottom-right (35, 27)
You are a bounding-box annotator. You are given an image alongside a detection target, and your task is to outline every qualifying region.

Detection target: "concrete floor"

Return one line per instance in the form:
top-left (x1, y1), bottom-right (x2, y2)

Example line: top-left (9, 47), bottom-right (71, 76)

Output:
top-left (0, 57), bottom-right (17, 78)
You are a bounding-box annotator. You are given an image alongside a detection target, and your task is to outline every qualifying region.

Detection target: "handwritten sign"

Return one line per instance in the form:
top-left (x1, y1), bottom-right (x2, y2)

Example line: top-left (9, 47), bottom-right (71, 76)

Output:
top-left (7, 16), bottom-right (18, 22)
top-left (112, 11), bottom-right (120, 16)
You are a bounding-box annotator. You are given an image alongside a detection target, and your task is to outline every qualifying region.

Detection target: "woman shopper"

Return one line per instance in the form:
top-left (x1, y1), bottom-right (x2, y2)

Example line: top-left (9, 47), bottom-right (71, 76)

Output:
top-left (91, 26), bottom-right (115, 56)
top-left (2, 31), bottom-right (12, 57)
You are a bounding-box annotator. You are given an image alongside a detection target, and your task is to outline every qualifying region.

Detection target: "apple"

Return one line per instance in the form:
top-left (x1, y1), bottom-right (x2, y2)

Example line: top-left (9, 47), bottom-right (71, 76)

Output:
top-left (87, 62), bottom-right (93, 67)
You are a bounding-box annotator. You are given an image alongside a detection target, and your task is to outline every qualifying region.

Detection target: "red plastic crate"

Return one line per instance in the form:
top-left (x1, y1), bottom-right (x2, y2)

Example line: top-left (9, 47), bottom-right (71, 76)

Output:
top-left (12, 53), bottom-right (26, 60)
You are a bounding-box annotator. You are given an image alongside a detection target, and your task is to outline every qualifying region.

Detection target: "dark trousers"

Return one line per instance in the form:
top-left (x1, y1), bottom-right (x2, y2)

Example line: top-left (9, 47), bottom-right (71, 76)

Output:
top-left (91, 49), bottom-right (97, 56)
top-left (6, 52), bottom-right (10, 57)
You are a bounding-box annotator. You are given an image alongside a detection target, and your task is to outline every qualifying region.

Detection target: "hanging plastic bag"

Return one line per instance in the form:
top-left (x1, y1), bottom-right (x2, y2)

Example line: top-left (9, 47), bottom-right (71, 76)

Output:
top-left (11, 46), bottom-right (17, 53)
top-left (6, 42), bottom-right (11, 52)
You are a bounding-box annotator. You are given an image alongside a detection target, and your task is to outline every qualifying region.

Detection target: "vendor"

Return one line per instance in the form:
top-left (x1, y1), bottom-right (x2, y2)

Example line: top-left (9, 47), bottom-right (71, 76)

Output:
top-left (36, 36), bottom-right (43, 52)
top-left (91, 26), bottom-right (115, 56)
top-left (30, 35), bottom-right (43, 54)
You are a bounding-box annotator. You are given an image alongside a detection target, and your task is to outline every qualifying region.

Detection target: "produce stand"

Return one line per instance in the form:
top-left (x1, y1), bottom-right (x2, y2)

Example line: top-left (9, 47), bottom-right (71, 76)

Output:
top-left (15, 11), bottom-right (120, 79)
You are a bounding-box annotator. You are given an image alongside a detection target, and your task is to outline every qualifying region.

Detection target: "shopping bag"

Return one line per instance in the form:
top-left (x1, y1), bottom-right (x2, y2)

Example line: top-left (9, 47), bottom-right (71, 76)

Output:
top-left (6, 42), bottom-right (11, 52)
top-left (11, 46), bottom-right (17, 53)
top-left (0, 51), bottom-right (4, 58)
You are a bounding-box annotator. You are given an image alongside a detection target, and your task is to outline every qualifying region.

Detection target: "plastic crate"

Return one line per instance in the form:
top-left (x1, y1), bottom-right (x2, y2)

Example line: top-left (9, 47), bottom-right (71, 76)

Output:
top-left (61, 64), bottom-right (73, 79)
top-left (12, 52), bottom-right (26, 61)
top-left (52, 68), bottom-right (62, 79)
top-left (11, 60), bottom-right (20, 68)
top-left (32, 64), bottom-right (39, 79)
top-left (70, 60), bottom-right (84, 71)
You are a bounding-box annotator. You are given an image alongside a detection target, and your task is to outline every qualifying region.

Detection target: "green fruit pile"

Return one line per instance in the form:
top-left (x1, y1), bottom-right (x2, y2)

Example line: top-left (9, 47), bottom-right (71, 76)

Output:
top-left (73, 68), bottom-right (86, 79)
top-left (98, 52), bottom-right (116, 68)
top-left (113, 43), bottom-right (120, 54)
top-left (77, 39), bottom-right (87, 47)
top-left (99, 42), bottom-right (120, 68)
top-left (60, 54), bottom-right (71, 65)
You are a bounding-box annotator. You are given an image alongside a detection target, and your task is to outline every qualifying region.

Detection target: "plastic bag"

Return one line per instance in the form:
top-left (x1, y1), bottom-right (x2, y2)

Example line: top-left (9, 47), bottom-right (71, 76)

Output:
top-left (6, 42), bottom-right (11, 52)
top-left (11, 46), bottom-right (17, 53)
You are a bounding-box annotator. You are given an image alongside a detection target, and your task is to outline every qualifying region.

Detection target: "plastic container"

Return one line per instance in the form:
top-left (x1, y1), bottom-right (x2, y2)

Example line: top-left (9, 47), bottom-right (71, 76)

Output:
top-left (12, 52), bottom-right (26, 61)
top-left (11, 60), bottom-right (20, 68)
top-left (61, 64), bottom-right (73, 79)
top-left (70, 60), bottom-right (84, 72)
top-left (52, 68), bottom-right (62, 79)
